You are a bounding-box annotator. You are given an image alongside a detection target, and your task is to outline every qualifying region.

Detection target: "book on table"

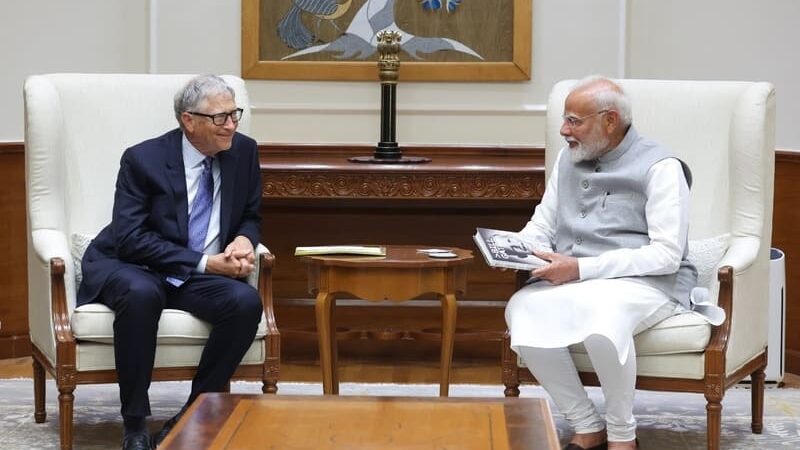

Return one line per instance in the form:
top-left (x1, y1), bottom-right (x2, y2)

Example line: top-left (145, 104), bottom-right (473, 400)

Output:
top-left (472, 227), bottom-right (548, 271)
top-left (294, 245), bottom-right (387, 256)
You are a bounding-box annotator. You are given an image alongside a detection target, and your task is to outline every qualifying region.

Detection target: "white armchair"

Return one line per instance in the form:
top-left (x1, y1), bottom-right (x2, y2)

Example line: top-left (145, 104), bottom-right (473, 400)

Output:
top-left (501, 79), bottom-right (776, 450)
top-left (23, 73), bottom-right (280, 450)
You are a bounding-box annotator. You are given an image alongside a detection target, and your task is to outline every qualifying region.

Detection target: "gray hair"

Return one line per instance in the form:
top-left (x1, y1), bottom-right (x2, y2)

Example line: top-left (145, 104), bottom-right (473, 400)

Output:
top-left (174, 75), bottom-right (236, 128)
top-left (571, 75), bottom-right (633, 127)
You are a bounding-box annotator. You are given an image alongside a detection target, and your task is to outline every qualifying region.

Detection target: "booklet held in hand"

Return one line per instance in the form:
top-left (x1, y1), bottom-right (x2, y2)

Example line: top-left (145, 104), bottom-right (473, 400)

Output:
top-left (472, 228), bottom-right (548, 270)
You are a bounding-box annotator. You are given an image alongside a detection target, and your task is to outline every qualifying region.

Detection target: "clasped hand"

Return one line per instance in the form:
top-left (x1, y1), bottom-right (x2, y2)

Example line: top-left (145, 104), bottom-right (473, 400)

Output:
top-left (206, 236), bottom-right (255, 278)
top-left (530, 249), bottom-right (579, 285)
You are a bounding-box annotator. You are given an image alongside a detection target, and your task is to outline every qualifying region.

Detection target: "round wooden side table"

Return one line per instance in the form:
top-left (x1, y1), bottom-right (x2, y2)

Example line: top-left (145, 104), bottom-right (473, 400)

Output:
top-left (301, 245), bottom-right (473, 396)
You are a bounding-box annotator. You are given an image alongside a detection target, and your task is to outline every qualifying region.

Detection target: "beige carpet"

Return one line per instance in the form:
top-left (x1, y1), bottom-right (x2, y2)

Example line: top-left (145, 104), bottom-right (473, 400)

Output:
top-left (1, 379), bottom-right (798, 449)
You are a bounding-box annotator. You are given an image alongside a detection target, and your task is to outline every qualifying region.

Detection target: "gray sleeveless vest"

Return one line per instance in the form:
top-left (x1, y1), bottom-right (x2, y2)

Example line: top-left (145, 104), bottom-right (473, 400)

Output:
top-left (555, 126), bottom-right (697, 307)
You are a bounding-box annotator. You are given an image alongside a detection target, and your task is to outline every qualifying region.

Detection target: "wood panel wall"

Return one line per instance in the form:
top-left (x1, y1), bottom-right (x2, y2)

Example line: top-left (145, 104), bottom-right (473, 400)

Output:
top-left (0, 143), bottom-right (30, 358)
top-left (2, 142), bottom-right (799, 374)
top-left (772, 152), bottom-right (800, 374)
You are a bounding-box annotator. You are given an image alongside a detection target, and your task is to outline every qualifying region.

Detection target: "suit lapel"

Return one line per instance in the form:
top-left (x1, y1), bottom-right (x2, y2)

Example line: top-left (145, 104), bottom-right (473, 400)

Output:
top-left (218, 144), bottom-right (239, 245)
top-left (165, 131), bottom-right (189, 241)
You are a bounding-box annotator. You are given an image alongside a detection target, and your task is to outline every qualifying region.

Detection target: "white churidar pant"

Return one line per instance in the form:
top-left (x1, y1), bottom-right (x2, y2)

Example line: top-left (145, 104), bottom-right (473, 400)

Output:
top-left (505, 278), bottom-right (678, 442)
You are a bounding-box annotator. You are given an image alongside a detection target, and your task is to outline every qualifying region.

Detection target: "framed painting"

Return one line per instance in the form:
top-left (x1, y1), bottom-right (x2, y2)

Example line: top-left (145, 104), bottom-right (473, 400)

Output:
top-left (242, 0), bottom-right (532, 81)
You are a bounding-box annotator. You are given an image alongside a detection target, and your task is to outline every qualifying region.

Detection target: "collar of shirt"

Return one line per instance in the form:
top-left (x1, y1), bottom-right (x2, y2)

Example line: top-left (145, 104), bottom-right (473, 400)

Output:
top-left (181, 133), bottom-right (209, 170)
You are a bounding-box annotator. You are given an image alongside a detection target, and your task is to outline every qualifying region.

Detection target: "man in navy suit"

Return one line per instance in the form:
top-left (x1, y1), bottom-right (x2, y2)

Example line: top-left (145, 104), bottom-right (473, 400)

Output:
top-left (77, 75), bottom-right (264, 450)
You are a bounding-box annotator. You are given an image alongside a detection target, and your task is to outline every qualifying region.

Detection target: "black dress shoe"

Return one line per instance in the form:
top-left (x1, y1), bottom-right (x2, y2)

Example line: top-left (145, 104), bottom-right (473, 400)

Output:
top-left (150, 406), bottom-right (188, 448)
top-left (563, 442), bottom-right (608, 450)
top-left (122, 432), bottom-right (152, 450)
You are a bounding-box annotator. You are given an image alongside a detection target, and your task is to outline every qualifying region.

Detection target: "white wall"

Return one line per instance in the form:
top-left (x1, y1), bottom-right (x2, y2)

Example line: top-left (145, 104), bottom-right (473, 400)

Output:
top-left (0, 0), bottom-right (148, 141)
top-left (151, 0), bottom-right (242, 75)
top-left (1, 0), bottom-right (796, 149)
top-left (627, 0), bottom-right (799, 151)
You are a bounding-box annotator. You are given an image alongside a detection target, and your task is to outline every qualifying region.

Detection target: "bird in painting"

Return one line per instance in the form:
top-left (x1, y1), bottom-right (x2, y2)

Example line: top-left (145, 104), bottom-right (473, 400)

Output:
top-left (282, 0), bottom-right (482, 61)
top-left (278, 0), bottom-right (354, 50)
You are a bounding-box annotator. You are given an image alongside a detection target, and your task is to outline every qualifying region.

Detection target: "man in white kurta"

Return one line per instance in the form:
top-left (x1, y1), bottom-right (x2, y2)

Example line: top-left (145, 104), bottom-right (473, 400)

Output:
top-left (505, 77), bottom-right (696, 450)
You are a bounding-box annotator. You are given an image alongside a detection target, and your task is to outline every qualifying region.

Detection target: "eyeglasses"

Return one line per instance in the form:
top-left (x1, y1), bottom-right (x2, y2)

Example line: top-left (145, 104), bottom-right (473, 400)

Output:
top-left (188, 108), bottom-right (243, 126)
top-left (562, 109), bottom-right (610, 128)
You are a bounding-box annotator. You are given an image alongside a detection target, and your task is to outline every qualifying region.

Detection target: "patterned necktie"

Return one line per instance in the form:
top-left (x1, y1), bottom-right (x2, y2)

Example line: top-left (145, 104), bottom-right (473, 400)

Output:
top-left (188, 157), bottom-right (214, 252)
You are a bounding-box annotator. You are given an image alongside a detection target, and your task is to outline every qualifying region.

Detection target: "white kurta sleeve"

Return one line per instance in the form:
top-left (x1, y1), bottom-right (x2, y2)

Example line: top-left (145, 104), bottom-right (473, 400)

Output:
top-left (578, 158), bottom-right (690, 280)
top-left (518, 149), bottom-right (563, 251)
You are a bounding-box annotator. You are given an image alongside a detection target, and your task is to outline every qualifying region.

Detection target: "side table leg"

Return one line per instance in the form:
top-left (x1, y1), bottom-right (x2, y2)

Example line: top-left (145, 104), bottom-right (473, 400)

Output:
top-left (439, 293), bottom-right (458, 397)
top-left (330, 293), bottom-right (339, 391)
top-left (315, 292), bottom-right (338, 394)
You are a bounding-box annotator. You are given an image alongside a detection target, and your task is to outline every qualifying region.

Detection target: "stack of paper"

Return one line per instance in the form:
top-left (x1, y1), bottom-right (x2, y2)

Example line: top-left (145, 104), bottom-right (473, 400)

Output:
top-left (294, 245), bottom-right (387, 256)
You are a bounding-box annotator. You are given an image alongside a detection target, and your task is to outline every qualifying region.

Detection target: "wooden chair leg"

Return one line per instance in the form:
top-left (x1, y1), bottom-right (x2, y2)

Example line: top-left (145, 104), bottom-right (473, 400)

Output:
top-left (58, 383), bottom-right (76, 450)
top-left (704, 392), bottom-right (723, 450)
top-left (33, 357), bottom-right (47, 423)
top-left (751, 366), bottom-right (766, 434)
top-left (263, 354), bottom-right (279, 394)
top-left (504, 377), bottom-right (521, 397)
top-left (501, 331), bottom-right (521, 397)
top-left (261, 334), bottom-right (280, 394)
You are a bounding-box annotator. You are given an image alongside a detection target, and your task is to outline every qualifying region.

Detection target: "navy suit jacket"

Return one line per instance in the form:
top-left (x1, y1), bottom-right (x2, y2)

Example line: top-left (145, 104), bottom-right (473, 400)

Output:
top-left (77, 128), bottom-right (262, 306)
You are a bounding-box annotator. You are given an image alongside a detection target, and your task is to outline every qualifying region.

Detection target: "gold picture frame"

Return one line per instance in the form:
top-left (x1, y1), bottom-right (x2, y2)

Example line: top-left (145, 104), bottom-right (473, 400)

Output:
top-left (242, 0), bottom-right (532, 81)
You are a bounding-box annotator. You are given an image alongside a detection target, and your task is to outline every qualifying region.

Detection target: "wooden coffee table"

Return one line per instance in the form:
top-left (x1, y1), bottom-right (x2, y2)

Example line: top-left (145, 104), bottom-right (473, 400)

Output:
top-left (160, 393), bottom-right (560, 450)
top-left (301, 245), bottom-right (473, 396)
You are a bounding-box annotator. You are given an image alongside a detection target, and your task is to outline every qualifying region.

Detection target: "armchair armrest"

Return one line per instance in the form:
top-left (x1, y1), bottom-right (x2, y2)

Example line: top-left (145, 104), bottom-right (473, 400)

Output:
top-left (28, 229), bottom-right (77, 366)
top-left (716, 236), bottom-right (760, 274)
top-left (48, 258), bottom-right (78, 368)
top-left (253, 244), bottom-right (278, 337)
top-left (246, 243), bottom-right (271, 287)
top-left (711, 236), bottom-right (770, 375)
top-left (253, 245), bottom-right (280, 393)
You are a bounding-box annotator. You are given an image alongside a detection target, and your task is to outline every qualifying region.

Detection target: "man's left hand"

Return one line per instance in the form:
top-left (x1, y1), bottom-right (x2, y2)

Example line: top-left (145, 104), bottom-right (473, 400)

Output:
top-left (531, 249), bottom-right (579, 285)
top-left (224, 235), bottom-right (255, 278)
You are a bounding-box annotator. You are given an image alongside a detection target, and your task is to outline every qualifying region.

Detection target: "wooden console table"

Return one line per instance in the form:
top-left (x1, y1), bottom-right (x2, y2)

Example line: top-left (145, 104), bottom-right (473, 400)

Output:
top-left (259, 144), bottom-right (545, 362)
top-left (301, 245), bottom-right (473, 396)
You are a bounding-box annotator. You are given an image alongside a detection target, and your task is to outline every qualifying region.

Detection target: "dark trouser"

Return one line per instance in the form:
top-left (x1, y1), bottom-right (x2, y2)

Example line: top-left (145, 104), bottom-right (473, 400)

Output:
top-left (96, 266), bottom-right (263, 418)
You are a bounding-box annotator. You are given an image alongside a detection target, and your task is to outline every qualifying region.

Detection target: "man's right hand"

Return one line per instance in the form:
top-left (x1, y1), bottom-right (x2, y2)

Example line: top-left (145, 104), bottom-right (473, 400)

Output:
top-left (205, 252), bottom-right (244, 278)
top-left (531, 249), bottom-right (580, 285)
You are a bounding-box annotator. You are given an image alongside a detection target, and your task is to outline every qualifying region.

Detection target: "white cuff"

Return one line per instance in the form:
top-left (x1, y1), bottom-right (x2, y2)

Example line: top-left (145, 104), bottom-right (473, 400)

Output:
top-left (197, 254), bottom-right (208, 273)
top-left (578, 256), bottom-right (599, 280)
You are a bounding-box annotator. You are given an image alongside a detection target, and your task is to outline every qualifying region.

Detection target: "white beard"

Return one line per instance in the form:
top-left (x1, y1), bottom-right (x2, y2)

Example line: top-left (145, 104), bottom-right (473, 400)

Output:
top-left (567, 125), bottom-right (610, 163)
top-left (568, 141), bottom-right (606, 162)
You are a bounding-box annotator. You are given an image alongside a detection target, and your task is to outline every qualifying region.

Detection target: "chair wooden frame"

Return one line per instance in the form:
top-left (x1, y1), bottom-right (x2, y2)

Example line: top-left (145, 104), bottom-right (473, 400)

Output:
top-left (501, 267), bottom-right (766, 450)
top-left (31, 253), bottom-right (280, 450)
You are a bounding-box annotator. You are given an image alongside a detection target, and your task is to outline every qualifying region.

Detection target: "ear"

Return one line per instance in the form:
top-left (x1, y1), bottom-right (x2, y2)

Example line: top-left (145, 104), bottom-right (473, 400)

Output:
top-left (180, 112), bottom-right (195, 133)
top-left (605, 110), bottom-right (621, 132)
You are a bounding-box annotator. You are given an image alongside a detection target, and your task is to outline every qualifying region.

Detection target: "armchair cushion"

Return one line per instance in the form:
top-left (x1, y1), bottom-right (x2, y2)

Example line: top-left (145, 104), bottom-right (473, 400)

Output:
top-left (76, 339), bottom-right (267, 372)
top-left (628, 313), bottom-right (711, 355)
top-left (71, 303), bottom-right (268, 345)
top-left (518, 309), bottom-right (714, 372)
top-left (550, 313), bottom-right (712, 362)
top-left (70, 236), bottom-right (271, 345)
